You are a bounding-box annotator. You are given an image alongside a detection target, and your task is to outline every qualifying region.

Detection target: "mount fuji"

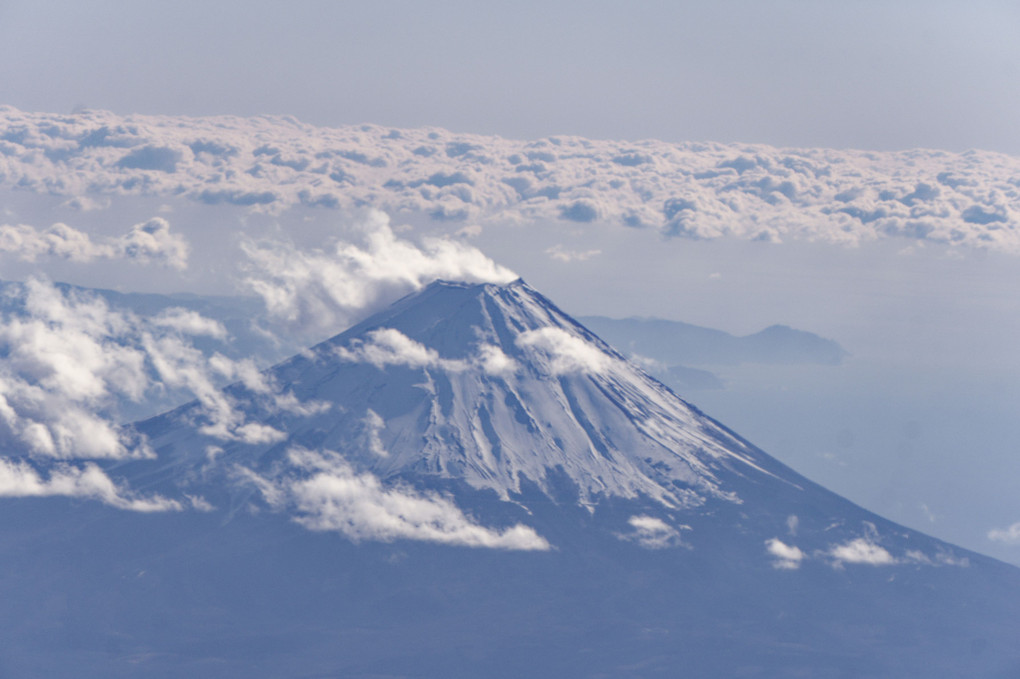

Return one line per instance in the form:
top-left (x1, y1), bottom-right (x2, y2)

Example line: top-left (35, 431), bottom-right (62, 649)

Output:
top-left (2, 279), bottom-right (1019, 678)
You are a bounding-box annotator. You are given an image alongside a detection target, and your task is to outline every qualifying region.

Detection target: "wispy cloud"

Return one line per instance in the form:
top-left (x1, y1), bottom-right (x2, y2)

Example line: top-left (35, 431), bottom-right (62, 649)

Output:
top-left (335, 328), bottom-right (469, 372)
top-left (516, 327), bottom-right (613, 376)
top-left (545, 245), bottom-right (602, 263)
top-left (238, 448), bottom-right (551, 551)
top-left (0, 279), bottom-right (299, 458)
top-left (0, 457), bottom-right (181, 512)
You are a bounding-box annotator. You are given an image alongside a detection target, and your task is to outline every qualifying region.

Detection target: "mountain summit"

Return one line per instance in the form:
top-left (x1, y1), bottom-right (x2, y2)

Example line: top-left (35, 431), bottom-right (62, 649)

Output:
top-left (132, 279), bottom-right (973, 564)
top-left (143, 279), bottom-right (793, 508)
top-left (3, 278), bottom-right (1019, 678)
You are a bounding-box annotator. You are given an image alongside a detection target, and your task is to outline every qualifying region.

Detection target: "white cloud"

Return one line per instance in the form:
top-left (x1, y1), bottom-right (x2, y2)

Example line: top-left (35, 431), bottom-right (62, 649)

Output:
top-left (151, 307), bottom-right (228, 340)
top-left (0, 279), bottom-right (299, 458)
top-left (335, 328), bottom-right (469, 372)
top-left (0, 217), bottom-right (189, 268)
top-left (3, 107), bottom-right (1019, 253)
top-left (241, 448), bottom-right (551, 551)
top-left (0, 457), bottom-right (181, 512)
top-left (475, 344), bottom-right (518, 376)
top-left (516, 327), bottom-right (613, 375)
top-left (242, 210), bottom-right (516, 335)
top-left (988, 522), bottom-right (1020, 544)
top-left (545, 245), bottom-right (602, 263)
top-left (828, 538), bottom-right (897, 566)
top-left (766, 537), bottom-right (805, 570)
top-left (363, 409), bottom-right (388, 458)
top-left (618, 515), bottom-right (683, 549)
top-left (115, 217), bottom-right (189, 270)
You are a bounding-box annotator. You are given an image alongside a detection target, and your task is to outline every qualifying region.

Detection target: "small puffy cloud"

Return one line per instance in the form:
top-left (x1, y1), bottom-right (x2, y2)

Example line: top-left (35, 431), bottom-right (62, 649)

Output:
top-left (545, 245), bottom-right (602, 263)
top-left (0, 217), bottom-right (189, 269)
top-left (242, 449), bottom-right (550, 551)
top-left (829, 538), bottom-right (897, 566)
top-left (766, 537), bottom-right (805, 570)
top-left (335, 328), bottom-right (468, 372)
top-left (151, 307), bottom-right (227, 340)
top-left (475, 344), bottom-right (518, 376)
top-left (516, 327), bottom-right (612, 375)
top-left (988, 522), bottom-right (1020, 544)
top-left (115, 217), bottom-right (190, 270)
top-left (0, 457), bottom-right (180, 512)
top-left (241, 210), bottom-right (516, 335)
top-left (618, 515), bottom-right (684, 549)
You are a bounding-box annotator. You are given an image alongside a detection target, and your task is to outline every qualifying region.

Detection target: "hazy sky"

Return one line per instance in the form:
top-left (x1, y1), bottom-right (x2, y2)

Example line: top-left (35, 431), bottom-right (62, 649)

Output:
top-left (1, 0), bottom-right (1019, 153)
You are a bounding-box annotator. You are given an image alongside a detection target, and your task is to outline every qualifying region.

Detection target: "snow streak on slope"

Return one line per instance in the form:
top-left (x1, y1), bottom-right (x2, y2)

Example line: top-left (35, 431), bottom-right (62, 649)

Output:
top-left (2, 106), bottom-right (1020, 251)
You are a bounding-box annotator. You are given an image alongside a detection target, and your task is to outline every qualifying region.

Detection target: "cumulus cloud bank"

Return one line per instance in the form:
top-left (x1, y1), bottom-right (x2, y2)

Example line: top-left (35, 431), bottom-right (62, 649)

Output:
top-left (239, 448), bottom-right (550, 550)
top-left (242, 210), bottom-right (516, 334)
top-left (3, 106), bottom-right (1020, 252)
top-left (0, 217), bottom-right (189, 269)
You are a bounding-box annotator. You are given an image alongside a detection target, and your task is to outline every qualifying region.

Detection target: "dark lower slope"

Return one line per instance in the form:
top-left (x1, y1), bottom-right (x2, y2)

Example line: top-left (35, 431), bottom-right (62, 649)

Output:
top-left (0, 487), bottom-right (1017, 679)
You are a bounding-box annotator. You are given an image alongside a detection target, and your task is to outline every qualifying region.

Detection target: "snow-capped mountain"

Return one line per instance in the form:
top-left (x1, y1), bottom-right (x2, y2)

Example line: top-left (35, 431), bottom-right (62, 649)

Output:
top-left (2, 278), bottom-right (1019, 678)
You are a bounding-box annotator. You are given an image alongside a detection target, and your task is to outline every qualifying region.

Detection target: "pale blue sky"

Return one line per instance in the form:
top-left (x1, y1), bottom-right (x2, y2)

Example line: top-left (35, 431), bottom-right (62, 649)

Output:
top-left (1, 0), bottom-right (1018, 152)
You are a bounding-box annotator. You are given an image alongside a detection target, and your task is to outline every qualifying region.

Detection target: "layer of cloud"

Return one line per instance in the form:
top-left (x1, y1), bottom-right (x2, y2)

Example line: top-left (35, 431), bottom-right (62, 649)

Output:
top-left (0, 217), bottom-right (188, 269)
top-left (238, 448), bottom-right (551, 551)
top-left (0, 457), bottom-right (181, 512)
top-left (242, 210), bottom-right (516, 334)
top-left (3, 106), bottom-right (1020, 252)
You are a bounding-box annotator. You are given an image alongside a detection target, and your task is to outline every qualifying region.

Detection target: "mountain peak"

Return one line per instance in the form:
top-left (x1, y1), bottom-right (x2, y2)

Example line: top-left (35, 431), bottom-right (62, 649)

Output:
top-left (142, 276), bottom-right (790, 511)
